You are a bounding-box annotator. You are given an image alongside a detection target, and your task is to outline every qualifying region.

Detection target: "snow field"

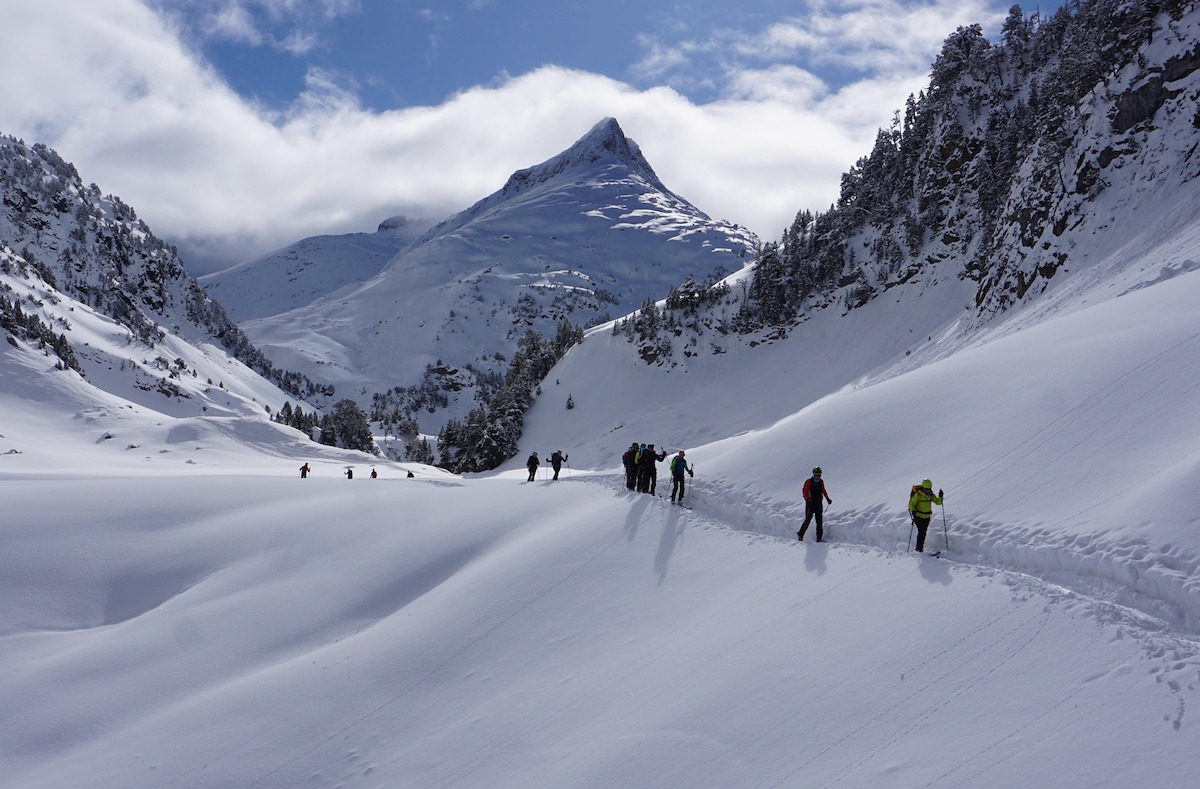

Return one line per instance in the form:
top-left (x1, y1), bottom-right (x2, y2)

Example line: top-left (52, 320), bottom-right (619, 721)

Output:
top-left (2, 472), bottom-right (1196, 788)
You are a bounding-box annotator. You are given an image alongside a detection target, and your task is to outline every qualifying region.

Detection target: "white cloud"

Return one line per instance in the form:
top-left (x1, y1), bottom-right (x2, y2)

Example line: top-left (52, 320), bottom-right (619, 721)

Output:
top-left (723, 65), bottom-right (830, 106)
top-left (630, 33), bottom-right (699, 81)
top-left (757, 0), bottom-right (1005, 74)
top-left (0, 0), bottom-right (1008, 273)
top-left (204, 5), bottom-right (264, 45)
top-left (635, 0), bottom-right (1007, 88)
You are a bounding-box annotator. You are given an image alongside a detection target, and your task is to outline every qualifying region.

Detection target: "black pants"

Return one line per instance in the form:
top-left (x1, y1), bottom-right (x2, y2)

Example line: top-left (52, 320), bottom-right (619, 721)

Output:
top-left (799, 502), bottom-right (824, 541)
top-left (670, 474), bottom-right (686, 502)
top-left (527, 467), bottom-right (537, 482)
top-left (625, 467), bottom-right (637, 489)
top-left (552, 464), bottom-right (561, 480)
top-left (912, 516), bottom-right (930, 552)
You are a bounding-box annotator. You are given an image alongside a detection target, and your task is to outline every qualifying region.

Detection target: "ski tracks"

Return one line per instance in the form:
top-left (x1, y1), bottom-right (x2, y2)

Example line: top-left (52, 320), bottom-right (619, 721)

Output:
top-left (591, 473), bottom-right (1200, 784)
top-left (691, 473), bottom-right (1200, 680)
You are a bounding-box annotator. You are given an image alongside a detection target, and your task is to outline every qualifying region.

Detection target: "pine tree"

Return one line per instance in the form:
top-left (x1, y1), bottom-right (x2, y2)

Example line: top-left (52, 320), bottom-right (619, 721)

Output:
top-left (319, 414), bottom-right (338, 447)
top-left (330, 399), bottom-right (376, 454)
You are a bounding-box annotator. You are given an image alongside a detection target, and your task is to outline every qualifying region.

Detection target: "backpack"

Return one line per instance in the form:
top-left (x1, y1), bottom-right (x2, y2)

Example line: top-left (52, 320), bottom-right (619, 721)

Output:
top-left (671, 456), bottom-right (686, 475)
top-left (908, 484), bottom-right (924, 512)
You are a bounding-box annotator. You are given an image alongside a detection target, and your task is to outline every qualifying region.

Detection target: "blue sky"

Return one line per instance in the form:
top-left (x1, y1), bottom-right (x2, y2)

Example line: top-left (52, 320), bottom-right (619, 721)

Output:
top-left (179, 1), bottom-right (824, 110)
top-left (4, 0), bottom-right (1054, 273)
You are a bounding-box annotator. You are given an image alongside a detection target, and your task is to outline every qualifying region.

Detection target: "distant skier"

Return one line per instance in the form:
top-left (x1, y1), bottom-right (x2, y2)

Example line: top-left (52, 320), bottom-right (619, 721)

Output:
top-left (299, 462), bottom-right (310, 479)
top-left (797, 467), bottom-right (833, 542)
top-left (526, 451), bottom-right (540, 482)
top-left (370, 468), bottom-right (378, 479)
top-left (345, 468), bottom-right (354, 480)
top-left (669, 450), bottom-right (693, 505)
top-left (622, 442), bottom-right (640, 490)
top-left (908, 479), bottom-right (944, 553)
top-left (551, 450), bottom-right (568, 480)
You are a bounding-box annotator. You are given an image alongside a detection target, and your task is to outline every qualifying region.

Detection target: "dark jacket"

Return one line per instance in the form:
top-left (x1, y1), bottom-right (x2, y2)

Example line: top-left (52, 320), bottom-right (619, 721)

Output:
top-left (642, 448), bottom-right (665, 473)
top-left (803, 477), bottom-right (831, 506)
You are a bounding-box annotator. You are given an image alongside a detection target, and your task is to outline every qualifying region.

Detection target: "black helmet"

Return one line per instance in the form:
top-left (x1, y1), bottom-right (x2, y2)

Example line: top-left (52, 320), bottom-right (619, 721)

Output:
top-left (813, 467), bottom-right (822, 475)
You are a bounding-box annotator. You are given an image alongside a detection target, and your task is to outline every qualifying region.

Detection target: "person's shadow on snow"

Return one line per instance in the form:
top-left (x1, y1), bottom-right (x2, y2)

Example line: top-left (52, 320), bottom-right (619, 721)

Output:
top-left (624, 493), bottom-right (653, 542)
top-left (917, 554), bottom-right (952, 585)
top-left (803, 542), bottom-right (829, 575)
top-left (656, 509), bottom-right (683, 584)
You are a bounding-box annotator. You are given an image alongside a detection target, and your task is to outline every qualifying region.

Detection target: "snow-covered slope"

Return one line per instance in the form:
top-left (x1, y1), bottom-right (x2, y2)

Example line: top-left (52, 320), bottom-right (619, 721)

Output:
top-left (3, 242), bottom-right (1200, 786)
top-left (0, 135), bottom-right (328, 413)
top-left (5, 99), bottom-right (1200, 787)
top-left (4, 5), bottom-right (1200, 785)
top-left (238, 118), bottom-right (757, 416)
top-left (198, 215), bottom-right (430, 323)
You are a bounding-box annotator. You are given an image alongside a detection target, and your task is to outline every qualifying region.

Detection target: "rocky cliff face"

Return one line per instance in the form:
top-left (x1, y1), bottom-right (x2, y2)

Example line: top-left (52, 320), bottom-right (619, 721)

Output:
top-left (0, 135), bottom-right (327, 406)
top-left (726, 0), bottom-right (1199, 336)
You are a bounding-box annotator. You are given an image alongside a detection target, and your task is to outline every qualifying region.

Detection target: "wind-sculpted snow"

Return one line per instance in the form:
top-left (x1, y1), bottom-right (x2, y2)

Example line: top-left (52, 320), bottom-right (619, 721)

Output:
top-left (4, 382), bottom-right (1200, 787)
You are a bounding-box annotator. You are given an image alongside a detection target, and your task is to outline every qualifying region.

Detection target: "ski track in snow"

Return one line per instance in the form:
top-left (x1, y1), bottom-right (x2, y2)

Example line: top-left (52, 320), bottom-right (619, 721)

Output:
top-left (579, 471), bottom-right (1200, 737)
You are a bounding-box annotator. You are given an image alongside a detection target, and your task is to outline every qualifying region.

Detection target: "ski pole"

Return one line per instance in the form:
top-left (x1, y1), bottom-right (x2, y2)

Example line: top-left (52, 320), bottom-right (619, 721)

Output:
top-left (907, 517), bottom-right (915, 552)
top-left (941, 505), bottom-right (951, 552)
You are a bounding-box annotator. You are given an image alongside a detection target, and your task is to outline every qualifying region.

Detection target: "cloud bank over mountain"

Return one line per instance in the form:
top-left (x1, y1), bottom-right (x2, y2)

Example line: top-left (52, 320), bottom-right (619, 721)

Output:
top-left (1, 0), bottom-right (1008, 273)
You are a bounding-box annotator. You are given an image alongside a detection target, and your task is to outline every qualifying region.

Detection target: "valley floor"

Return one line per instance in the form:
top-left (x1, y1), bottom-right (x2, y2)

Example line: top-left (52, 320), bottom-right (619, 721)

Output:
top-left (3, 470), bottom-right (1198, 788)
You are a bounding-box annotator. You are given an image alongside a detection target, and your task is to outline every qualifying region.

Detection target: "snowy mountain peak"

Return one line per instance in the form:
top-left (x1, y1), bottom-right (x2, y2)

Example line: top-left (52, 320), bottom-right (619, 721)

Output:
top-left (497, 117), bottom-right (668, 198)
top-left (233, 116), bottom-right (758, 433)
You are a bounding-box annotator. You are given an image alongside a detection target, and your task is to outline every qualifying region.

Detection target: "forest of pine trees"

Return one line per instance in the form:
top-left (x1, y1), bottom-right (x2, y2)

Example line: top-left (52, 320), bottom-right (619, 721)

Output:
top-left (273, 319), bottom-right (585, 471)
top-left (0, 287), bottom-right (82, 374)
top-left (273, 398), bottom-right (377, 454)
top-left (272, 401), bottom-right (321, 438)
top-left (436, 320), bottom-right (584, 473)
top-left (726, 0), bottom-right (1191, 332)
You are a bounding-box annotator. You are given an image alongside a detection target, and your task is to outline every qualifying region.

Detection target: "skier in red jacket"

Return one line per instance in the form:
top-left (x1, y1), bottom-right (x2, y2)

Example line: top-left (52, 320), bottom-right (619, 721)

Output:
top-left (797, 467), bottom-right (832, 542)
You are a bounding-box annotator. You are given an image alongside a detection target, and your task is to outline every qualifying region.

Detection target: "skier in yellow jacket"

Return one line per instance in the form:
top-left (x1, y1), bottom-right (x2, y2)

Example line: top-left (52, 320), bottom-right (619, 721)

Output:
top-left (908, 479), bottom-right (944, 553)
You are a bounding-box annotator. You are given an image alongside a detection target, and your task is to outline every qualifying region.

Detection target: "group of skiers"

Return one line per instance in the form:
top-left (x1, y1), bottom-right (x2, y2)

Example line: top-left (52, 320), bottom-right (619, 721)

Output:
top-left (621, 443), bottom-right (694, 505)
top-left (303, 449), bottom-right (943, 553)
top-left (622, 442), bottom-right (665, 493)
top-left (526, 449), bottom-right (569, 481)
top-left (299, 464), bottom-right (414, 479)
top-left (795, 467), bottom-right (945, 553)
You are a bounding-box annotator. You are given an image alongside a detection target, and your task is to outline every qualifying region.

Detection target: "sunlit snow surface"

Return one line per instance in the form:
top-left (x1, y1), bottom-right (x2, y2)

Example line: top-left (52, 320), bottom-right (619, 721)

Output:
top-left (5, 229), bottom-right (1200, 787)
